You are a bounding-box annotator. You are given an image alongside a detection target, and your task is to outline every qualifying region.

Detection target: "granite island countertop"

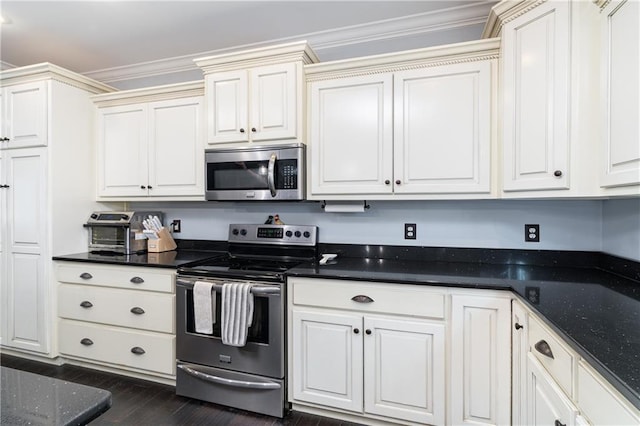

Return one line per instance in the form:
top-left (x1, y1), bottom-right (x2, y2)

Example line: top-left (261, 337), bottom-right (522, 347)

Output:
top-left (1, 366), bottom-right (112, 425)
top-left (287, 252), bottom-right (640, 411)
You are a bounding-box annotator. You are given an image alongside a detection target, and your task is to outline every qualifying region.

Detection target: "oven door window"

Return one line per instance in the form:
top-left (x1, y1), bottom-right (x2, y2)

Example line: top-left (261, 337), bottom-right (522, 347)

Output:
top-left (186, 288), bottom-right (269, 344)
top-left (90, 227), bottom-right (126, 246)
top-left (207, 159), bottom-right (297, 191)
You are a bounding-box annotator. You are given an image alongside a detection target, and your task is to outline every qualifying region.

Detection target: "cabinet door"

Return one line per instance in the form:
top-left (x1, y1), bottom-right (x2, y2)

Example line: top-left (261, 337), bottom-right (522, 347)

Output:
top-left (291, 310), bottom-right (363, 413)
top-left (97, 104), bottom-right (149, 197)
top-left (394, 61), bottom-right (492, 194)
top-left (450, 294), bottom-right (511, 425)
top-left (309, 74), bottom-right (393, 196)
top-left (206, 70), bottom-right (249, 145)
top-left (0, 151), bottom-right (4, 346)
top-left (512, 300), bottom-right (529, 426)
top-left (148, 97), bottom-right (204, 197)
top-left (250, 63), bottom-right (298, 142)
top-left (527, 354), bottom-right (577, 426)
top-left (3, 148), bottom-right (49, 353)
top-left (502, 1), bottom-right (570, 191)
top-left (2, 82), bottom-right (48, 149)
top-left (363, 316), bottom-right (445, 425)
top-left (600, 0), bottom-right (640, 188)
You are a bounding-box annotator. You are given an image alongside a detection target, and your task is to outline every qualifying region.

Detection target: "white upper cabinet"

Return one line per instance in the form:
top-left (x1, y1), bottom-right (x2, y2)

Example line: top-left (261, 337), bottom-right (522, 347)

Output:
top-left (0, 81), bottom-right (48, 149)
top-left (501, 1), bottom-right (570, 191)
top-left (306, 39), bottom-right (498, 200)
top-left (599, 0), bottom-right (640, 190)
top-left (195, 41), bottom-right (318, 147)
top-left (94, 82), bottom-right (205, 201)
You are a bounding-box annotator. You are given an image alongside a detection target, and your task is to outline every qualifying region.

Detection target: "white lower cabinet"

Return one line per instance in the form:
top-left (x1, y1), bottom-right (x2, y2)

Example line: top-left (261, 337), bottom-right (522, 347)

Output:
top-left (56, 262), bottom-right (176, 380)
top-left (527, 353), bottom-right (578, 426)
top-left (288, 277), bottom-right (510, 425)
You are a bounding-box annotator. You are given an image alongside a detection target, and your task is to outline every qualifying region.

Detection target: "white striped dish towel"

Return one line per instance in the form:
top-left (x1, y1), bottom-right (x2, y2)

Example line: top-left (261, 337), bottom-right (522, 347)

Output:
top-left (221, 283), bottom-right (255, 346)
top-left (193, 281), bottom-right (215, 334)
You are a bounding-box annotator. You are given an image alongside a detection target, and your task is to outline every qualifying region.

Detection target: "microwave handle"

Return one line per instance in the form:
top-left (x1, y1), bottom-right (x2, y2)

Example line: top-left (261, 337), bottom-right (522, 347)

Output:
top-left (268, 153), bottom-right (277, 197)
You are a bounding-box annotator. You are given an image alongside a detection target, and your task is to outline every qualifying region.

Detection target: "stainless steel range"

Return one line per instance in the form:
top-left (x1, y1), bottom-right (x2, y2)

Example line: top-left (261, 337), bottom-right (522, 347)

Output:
top-left (175, 223), bottom-right (318, 418)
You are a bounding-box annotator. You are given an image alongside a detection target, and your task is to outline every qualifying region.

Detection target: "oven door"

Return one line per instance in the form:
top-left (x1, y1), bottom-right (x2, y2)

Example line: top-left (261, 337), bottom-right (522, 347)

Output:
top-left (176, 276), bottom-right (284, 379)
top-left (205, 144), bottom-right (304, 201)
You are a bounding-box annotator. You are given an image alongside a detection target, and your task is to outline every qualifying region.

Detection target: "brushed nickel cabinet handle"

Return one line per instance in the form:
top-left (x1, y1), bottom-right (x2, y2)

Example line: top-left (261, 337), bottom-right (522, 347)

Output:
top-left (79, 272), bottom-right (93, 280)
top-left (80, 338), bottom-right (93, 346)
top-left (130, 276), bottom-right (144, 284)
top-left (535, 340), bottom-right (555, 359)
top-left (80, 301), bottom-right (93, 308)
top-left (131, 346), bottom-right (146, 355)
top-left (130, 307), bottom-right (145, 315)
top-left (351, 295), bottom-right (374, 303)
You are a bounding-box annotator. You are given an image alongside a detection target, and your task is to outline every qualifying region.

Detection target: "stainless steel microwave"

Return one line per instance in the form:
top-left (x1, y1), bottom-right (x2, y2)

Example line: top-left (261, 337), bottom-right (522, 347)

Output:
top-left (205, 143), bottom-right (305, 201)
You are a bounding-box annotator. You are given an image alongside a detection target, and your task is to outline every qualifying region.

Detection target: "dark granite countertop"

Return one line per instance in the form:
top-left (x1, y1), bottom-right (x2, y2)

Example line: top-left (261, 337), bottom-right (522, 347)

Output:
top-left (52, 249), bottom-right (224, 269)
top-left (287, 253), bottom-right (640, 411)
top-left (1, 366), bottom-right (111, 425)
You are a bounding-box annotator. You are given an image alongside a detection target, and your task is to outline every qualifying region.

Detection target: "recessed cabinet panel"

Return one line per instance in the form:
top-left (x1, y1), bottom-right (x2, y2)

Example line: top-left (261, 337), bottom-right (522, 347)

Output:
top-left (502, 1), bottom-right (570, 191)
top-left (601, 0), bottom-right (640, 187)
top-left (251, 63), bottom-right (297, 141)
top-left (527, 353), bottom-right (577, 426)
top-left (394, 61), bottom-right (491, 193)
top-left (148, 98), bottom-right (204, 196)
top-left (98, 105), bottom-right (149, 196)
top-left (1, 82), bottom-right (48, 149)
top-left (309, 74), bottom-right (393, 195)
top-left (208, 71), bottom-right (248, 144)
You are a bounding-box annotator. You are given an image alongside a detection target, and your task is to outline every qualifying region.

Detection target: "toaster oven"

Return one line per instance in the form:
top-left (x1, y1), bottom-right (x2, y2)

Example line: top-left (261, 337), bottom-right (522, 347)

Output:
top-left (84, 211), bottom-right (162, 254)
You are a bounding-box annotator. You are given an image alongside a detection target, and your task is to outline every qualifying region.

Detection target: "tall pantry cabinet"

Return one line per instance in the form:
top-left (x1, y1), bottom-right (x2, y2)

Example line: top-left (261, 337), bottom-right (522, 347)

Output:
top-left (0, 64), bottom-right (114, 356)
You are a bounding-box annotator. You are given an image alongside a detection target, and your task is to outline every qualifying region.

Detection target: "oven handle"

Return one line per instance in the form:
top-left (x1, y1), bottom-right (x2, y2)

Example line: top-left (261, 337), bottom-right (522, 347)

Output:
top-left (176, 279), bottom-right (280, 296)
top-left (267, 153), bottom-right (277, 197)
top-left (177, 364), bottom-right (281, 390)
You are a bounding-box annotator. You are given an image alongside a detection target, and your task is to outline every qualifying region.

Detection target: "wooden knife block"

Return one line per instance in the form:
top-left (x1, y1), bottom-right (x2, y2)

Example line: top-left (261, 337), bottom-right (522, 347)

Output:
top-left (147, 227), bottom-right (177, 253)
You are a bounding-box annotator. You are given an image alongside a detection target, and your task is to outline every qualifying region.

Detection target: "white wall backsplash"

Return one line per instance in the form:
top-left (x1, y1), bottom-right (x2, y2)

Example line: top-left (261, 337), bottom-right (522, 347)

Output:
top-left (602, 198), bottom-right (640, 261)
top-left (131, 199), bottom-right (605, 252)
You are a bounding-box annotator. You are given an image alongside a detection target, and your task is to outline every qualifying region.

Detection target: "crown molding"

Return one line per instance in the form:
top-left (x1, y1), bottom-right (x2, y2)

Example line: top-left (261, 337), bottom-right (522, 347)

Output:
top-left (91, 80), bottom-right (204, 107)
top-left (0, 62), bottom-right (115, 93)
top-left (84, 2), bottom-right (495, 84)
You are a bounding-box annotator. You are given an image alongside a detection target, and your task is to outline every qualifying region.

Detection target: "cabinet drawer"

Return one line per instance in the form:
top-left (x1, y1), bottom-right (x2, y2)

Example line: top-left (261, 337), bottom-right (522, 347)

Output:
top-left (577, 361), bottom-right (640, 425)
top-left (58, 284), bottom-right (175, 333)
top-left (58, 320), bottom-right (175, 376)
top-left (56, 262), bottom-right (174, 293)
top-left (290, 277), bottom-right (445, 319)
top-left (528, 315), bottom-right (575, 397)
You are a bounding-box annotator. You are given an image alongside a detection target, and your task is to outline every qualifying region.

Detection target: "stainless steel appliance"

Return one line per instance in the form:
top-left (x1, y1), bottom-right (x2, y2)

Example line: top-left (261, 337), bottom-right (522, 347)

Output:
top-left (84, 211), bottom-right (162, 254)
top-left (176, 223), bottom-right (318, 417)
top-left (205, 143), bottom-right (305, 201)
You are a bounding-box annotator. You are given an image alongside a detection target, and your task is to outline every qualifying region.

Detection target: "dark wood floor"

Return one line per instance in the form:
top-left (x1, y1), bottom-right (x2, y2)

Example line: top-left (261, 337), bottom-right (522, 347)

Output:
top-left (1, 354), bottom-right (362, 426)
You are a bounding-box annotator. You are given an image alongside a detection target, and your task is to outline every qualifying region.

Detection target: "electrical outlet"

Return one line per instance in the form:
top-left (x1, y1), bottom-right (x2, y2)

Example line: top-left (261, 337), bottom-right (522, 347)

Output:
top-left (171, 219), bottom-right (181, 233)
top-left (404, 223), bottom-right (417, 240)
top-left (525, 224), bottom-right (539, 242)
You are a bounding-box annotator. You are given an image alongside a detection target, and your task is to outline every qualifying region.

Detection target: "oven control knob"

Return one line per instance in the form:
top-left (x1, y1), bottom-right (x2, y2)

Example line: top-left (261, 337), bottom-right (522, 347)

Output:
top-left (303, 231), bottom-right (311, 238)
top-left (294, 230), bottom-right (301, 238)
top-left (121, 214), bottom-right (129, 221)
top-left (90, 214), bottom-right (98, 219)
top-left (240, 229), bottom-right (247, 236)
top-left (232, 228), bottom-right (239, 235)
top-left (285, 230), bottom-right (293, 237)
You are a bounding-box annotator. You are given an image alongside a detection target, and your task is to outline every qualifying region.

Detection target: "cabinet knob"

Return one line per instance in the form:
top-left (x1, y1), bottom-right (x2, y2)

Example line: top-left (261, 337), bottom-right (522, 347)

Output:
top-left (80, 338), bottom-right (94, 346)
top-left (515, 323), bottom-right (523, 330)
top-left (239, 128), bottom-right (245, 133)
top-left (130, 306), bottom-right (145, 315)
top-left (130, 276), bottom-right (144, 284)
top-left (384, 180), bottom-right (390, 185)
top-left (80, 301), bottom-right (93, 308)
top-left (131, 346), bottom-right (146, 355)
top-left (140, 185), bottom-right (147, 189)
top-left (353, 328), bottom-right (360, 334)
top-left (395, 180), bottom-right (401, 185)
top-left (0, 185), bottom-right (8, 188)
top-left (147, 185), bottom-right (153, 189)
top-left (365, 329), bottom-right (372, 335)
top-left (1, 137), bottom-right (10, 142)
top-left (554, 170), bottom-right (563, 177)
top-left (79, 272), bottom-right (93, 280)
top-left (534, 339), bottom-right (555, 359)
top-left (251, 127), bottom-right (256, 133)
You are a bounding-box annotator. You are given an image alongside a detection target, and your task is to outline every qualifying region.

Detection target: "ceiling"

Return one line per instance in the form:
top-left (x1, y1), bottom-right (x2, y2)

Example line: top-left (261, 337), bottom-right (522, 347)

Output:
top-left (0, 1), bottom-right (498, 89)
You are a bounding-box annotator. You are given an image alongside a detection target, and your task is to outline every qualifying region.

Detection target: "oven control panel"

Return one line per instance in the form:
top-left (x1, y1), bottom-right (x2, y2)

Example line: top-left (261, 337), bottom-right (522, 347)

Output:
top-left (228, 224), bottom-right (317, 246)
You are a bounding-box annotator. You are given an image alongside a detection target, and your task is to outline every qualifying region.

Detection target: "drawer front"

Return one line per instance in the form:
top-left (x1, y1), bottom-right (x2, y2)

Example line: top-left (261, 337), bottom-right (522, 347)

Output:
top-left (528, 315), bottom-right (574, 397)
top-left (290, 277), bottom-right (446, 319)
top-left (56, 262), bottom-right (174, 293)
top-left (58, 284), bottom-right (175, 333)
top-left (577, 361), bottom-right (640, 425)
top-left (58, 320), bottom-right (175, 375)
